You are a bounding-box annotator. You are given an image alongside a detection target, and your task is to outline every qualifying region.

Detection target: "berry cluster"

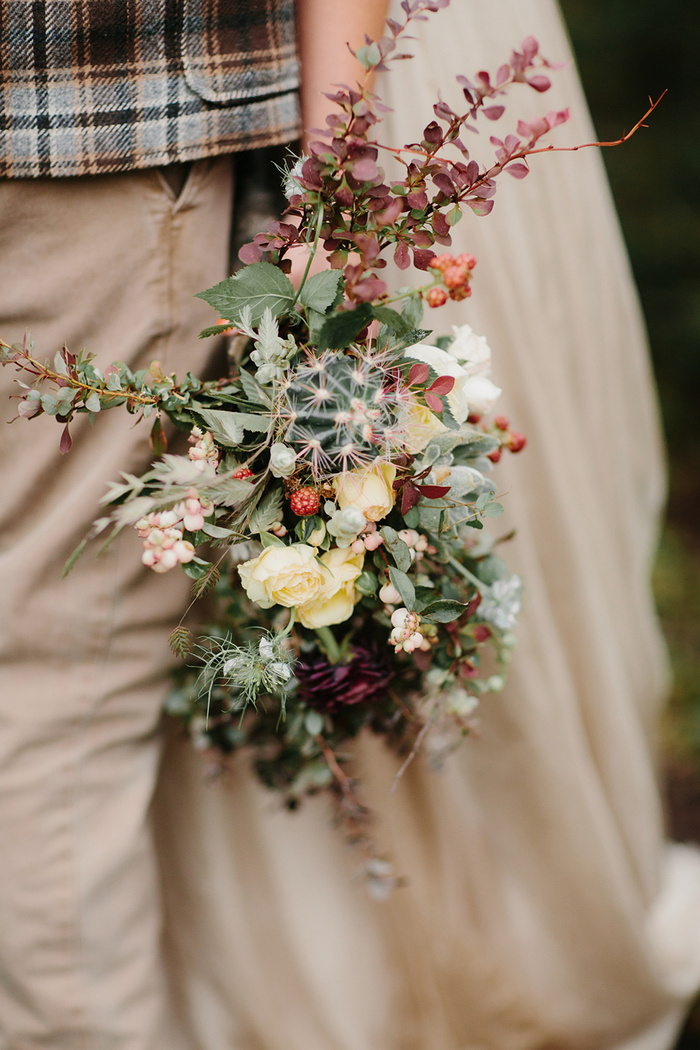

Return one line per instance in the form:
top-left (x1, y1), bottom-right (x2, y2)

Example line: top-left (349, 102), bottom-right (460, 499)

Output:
top-left (426, 253), bottom-right (477, 307)
top-left (487, 415), bottom-right (527, 463)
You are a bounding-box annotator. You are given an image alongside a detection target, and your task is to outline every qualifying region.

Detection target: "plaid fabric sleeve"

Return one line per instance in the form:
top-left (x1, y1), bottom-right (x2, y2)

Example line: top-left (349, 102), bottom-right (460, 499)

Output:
top-left (0, 0), bottom-right (301, 178)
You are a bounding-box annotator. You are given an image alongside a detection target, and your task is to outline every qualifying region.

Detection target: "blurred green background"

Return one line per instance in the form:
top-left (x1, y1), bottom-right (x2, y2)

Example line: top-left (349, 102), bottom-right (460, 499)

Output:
top-left (560, 0), bottom-right (700, 766)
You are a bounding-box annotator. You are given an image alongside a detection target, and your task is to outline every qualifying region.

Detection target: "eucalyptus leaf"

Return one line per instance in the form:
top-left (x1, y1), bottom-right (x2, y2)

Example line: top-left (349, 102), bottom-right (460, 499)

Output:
top-left (201, 522), bottom-right (235, 539)
top-left (259, 531), bottom-right (286, 548)
top-left (420, 598), bottom-right (468, 624)
top-left (388, 566), bottom-right (415, 611)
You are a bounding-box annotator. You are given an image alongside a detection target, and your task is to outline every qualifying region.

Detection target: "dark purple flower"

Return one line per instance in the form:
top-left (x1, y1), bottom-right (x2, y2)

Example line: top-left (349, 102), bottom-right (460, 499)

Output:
top-left (296, 637), bottom-right (394, 712)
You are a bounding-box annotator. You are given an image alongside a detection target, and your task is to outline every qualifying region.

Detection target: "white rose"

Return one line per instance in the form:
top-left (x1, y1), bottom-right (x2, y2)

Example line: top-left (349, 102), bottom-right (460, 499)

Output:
top-left (269, 443), bottom-right (297, 478)
top-left (238, 543), bottom-right (325, 609)
top-left (297, 547), bottom-right (365, 629)
top-left (405, 344), bottom-right (470, 424)
top-left (461, 375), bottom-right (502, 417)
top-left (448, 325), bottom-right (492, 375)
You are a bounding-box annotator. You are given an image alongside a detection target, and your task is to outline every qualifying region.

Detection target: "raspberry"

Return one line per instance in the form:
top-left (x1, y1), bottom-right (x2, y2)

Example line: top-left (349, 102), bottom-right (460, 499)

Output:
top-left (231, 466), bottom-right (254, 479)
top-left (427, 287), bottom-right (448, 308)
top-left (494, 415), bottom-right (510, 431)
top-left (487, 448), bottom-right (502, 464)
top-left (507, 432), bottom-right (527, 453)
top-left (290, 487), bottom-right (320, 516)
top-left (443, 264), bottom-right (468, 290)
top-left (449, 284), bottom-right (472, 301)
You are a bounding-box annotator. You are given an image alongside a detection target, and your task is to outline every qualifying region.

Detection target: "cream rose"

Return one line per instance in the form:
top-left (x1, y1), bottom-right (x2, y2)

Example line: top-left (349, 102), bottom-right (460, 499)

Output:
top-left (238, 543), bottom-right (325, 609)
top-left (297, 546), bottom-right (365, 629)
top-left (333, 457), bottom-right (397, 522)
top-left (400, 396), bottom-right (448, 454)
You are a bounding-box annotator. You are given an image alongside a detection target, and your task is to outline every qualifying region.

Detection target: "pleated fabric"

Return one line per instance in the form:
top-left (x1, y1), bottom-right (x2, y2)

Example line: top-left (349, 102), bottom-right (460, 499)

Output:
top-left (152, 2), bottom-right (700, 1047)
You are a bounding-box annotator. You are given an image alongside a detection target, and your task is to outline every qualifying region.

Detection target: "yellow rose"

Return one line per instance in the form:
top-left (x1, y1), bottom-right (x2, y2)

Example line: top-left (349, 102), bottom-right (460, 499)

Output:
top-left (333, 457), bottom-right (397, 522)
top-left (297, 547), bottom-right (365, 629)
top-left (401, 397), bottom-right (448, 454)
top-left (238, 543), bottom-right (325, 609)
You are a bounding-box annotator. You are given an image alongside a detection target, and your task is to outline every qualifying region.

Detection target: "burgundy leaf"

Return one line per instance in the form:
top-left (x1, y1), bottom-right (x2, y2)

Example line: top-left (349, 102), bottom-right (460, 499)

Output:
top-left (505, 162), bottom-right (530, 179)
top-left (408, 362), bottom-right (430, 386)
top-left (432, 212), bottom-right (450, 237)
top-left (394, 242), bottom-right (410, 270)
top-left (424, 391), bottom-right (444, 413)
top-left (412, 247), bottom-right (436, 270)
top-left (482, 105), bottom-right (505, 121)
top-left (417, 484), bottom-right (451, 499)
top-left (527, 74), bottom-right (551, 93)
top-left (432, 172), bottom-right (455, 195)
top-left (351, 157), bottom-right (379, 181)
top-left (59, 423), bottom-right (72, 455)
top-left (428, 375), bottom-right (455, 396)
top-left (238, 241), bottom-right (263, 264)
top-left (406, 190), bottom-right (429, 210)
top-left (401, 480), bottom-right (422, 515)
top-left (467, 198), bottom-right (495, 217)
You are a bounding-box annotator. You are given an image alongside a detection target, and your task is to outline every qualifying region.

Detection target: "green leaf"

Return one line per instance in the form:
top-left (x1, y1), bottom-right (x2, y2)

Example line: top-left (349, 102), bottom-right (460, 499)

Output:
top-left (355, 41), bottom-right (381, 69)
top-left (84, 392), bottom-right (101, 413)
top-left (388, 566), bottom-right (415, 611)
top-left (355, 570), bottom-right (378, 596)
top-left (420, 598), bottom-right (468, 624)
top-left (381, 528), bottom-right (412, 573)
top-left (401, 294), bottom-right (424, 329)
top-left (259, 531), bottom-right (285, 548)
top-left (372, 306), bottom-right (413, 337)
top-left (247, 489), bottom-right (284, 535)
top-left (238, 370), bottom-right (271, 407)
top-left (201, 521), bottom-right (234, 539)
top-left (317, 303), bottom-right (373, 351)
top-left (195, 263), bottom-right (296, 326)
top-left (230, 411), bottom-right (271, 433)
top-left (298, 270), bottom-right (344, 314)
top-left (195, 408), bottom-right (244, 447)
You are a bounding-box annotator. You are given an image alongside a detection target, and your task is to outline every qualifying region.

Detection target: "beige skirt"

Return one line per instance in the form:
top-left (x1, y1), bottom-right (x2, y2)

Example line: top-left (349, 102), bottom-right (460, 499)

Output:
top-left (152, 2), bottom-right (700, 1047)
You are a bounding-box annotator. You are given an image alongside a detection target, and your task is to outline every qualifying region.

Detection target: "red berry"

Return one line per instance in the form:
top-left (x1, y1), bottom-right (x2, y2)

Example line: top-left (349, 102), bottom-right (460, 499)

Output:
top-left (427, 287), bottom-right (448, 308)
top-left (494, 415), bottom-right (510, 431)
top-left (290, 487), bottom-right (320, 516)
top-left (449, 284), bottom-right (472, 301)
top-left (487, 448), bottom-right (502, 464)
top-left (430, 253), bottom-right (454, 272)
top-left (455, 253), bottom-right (477, 270)
top-left (443, 264), bottom-right (468, 290)
top-left (467, 412), bottom-right (482, 425)
top-left (231, 466), bottom-right (254, 479)
top-left (507, 432), bottom-right (527, 453)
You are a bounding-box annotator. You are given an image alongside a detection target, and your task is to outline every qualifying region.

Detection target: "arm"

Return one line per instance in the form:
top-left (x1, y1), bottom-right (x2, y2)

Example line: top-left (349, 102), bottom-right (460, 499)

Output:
top-left (295, 0), bottom-right (391, 147)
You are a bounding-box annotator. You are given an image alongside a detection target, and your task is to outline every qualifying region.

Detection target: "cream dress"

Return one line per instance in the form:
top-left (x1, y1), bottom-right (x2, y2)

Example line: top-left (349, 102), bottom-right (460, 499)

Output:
top-left (152, 2), bottom-right (700, 1047)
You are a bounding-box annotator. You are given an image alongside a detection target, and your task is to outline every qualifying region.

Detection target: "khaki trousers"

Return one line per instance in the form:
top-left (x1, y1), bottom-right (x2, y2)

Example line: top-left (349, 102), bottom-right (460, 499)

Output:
top-left (0, 158), bottom-right (234, 1049)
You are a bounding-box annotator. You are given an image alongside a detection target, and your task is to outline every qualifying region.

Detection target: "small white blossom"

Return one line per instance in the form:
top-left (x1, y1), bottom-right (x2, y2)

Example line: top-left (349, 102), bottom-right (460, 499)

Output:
top-left (269, 443), bottom-right (297, 478)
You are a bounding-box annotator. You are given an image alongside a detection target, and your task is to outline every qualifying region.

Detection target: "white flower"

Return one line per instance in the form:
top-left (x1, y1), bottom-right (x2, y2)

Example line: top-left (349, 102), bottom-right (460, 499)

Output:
top-left (325, 504), bottom-right (366, 547)
top-left (461, 374), bottom-right (502, 417)
top-left (448, 325), bottom-right (492, 375)
top-left (269, 443), bottom-right (297, 478)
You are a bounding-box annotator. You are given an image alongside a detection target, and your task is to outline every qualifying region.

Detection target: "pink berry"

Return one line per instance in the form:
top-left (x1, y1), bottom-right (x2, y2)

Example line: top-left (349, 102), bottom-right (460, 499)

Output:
top-left (487, 448), bottom-right (502, 464)
top-left (427, 287), bottom-right (448, 308)
top-left (443, 264), bottom-right (468, 290)
top-left (455, 253), bottom-right (477, 270)
top-left (290, 487), bottom-right (320, 516)
top-left (494, 415), bottom-right (509, 431)
top-left (508, 432), bottom-right (527, 453)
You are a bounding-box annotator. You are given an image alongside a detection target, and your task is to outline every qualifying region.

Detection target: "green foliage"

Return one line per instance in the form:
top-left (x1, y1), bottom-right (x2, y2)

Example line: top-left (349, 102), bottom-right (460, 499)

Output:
top-left (196, 263), bottom-right (296, 326)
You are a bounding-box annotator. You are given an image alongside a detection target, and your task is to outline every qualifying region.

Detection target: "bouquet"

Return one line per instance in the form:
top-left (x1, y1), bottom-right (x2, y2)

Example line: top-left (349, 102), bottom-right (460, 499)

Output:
top-left (1, 0), bottom-right (656, 893)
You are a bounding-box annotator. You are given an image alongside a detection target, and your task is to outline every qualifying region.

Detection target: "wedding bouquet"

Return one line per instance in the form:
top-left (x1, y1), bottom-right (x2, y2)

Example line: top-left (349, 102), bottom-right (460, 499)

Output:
top-left (2, 0), bottom-right (652, 892)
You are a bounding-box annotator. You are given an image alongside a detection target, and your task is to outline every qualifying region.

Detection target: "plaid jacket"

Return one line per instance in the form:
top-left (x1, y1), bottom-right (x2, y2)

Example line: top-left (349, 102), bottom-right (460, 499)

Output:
top-left (0, 0), bottom-right (300, 178)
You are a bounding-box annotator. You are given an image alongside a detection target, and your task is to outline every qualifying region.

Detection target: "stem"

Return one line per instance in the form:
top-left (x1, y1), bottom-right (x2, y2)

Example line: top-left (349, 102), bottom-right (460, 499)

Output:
top-left (314, 625), bottom-right (343, 664)
top-left (291, 203), bottom-right (325, 310)
top-left (448, 555), bottom-right (486, 592)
